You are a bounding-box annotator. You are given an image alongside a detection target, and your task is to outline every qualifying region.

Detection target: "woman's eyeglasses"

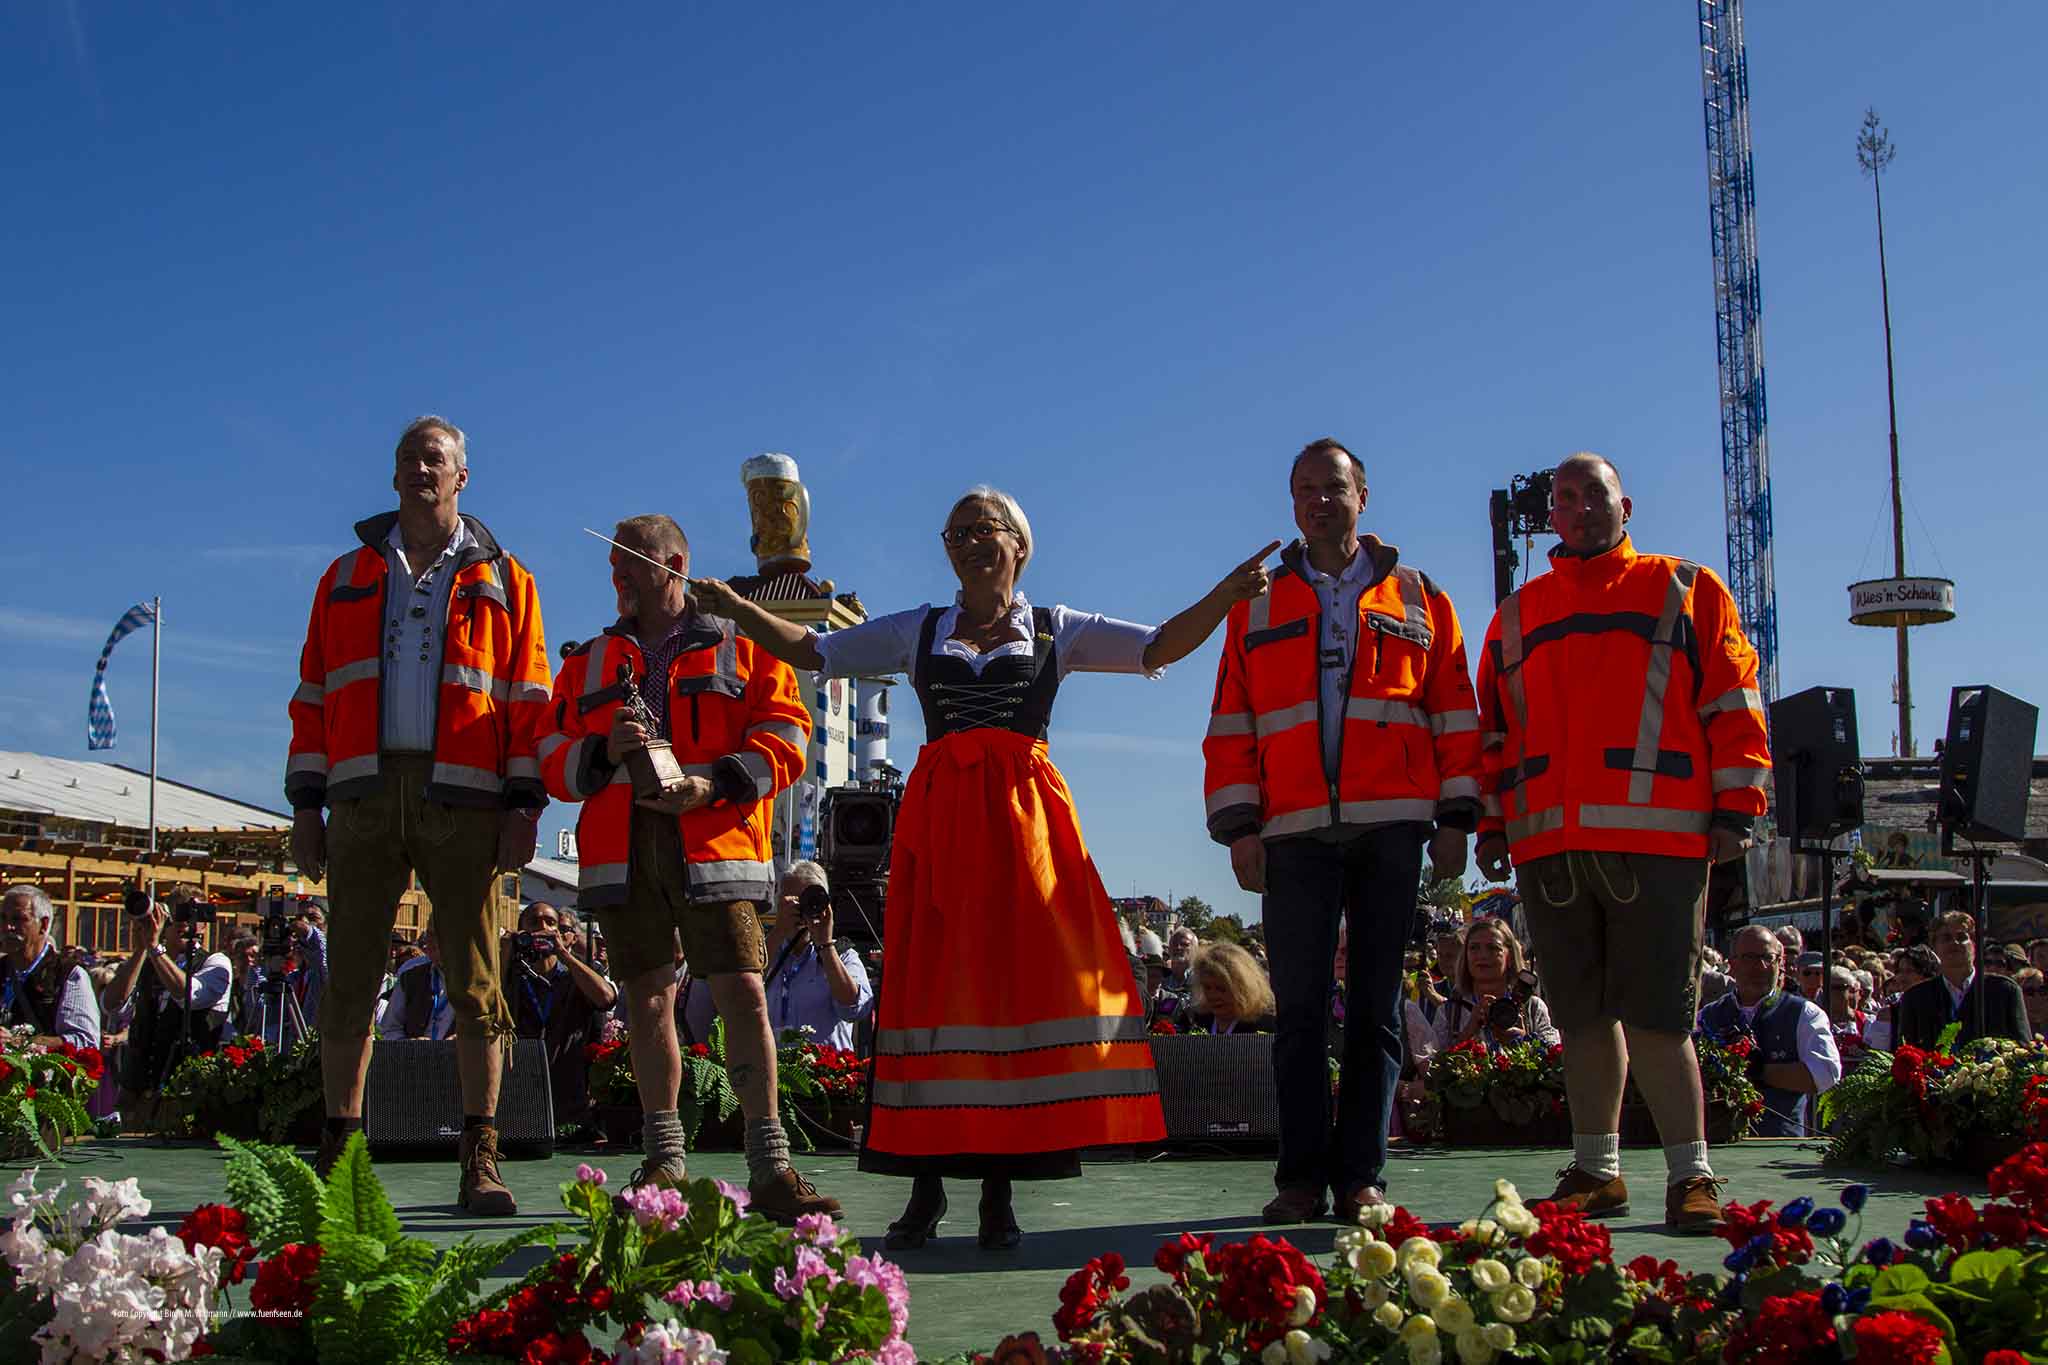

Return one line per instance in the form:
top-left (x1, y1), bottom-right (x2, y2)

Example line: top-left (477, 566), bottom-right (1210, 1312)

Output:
top-left (940, 519), bottom-right (1016, 547)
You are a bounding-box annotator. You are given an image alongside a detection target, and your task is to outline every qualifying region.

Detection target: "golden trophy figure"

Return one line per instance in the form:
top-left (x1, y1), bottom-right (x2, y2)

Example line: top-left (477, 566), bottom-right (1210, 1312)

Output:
top-left (616, 661), bottom-right (691, 806)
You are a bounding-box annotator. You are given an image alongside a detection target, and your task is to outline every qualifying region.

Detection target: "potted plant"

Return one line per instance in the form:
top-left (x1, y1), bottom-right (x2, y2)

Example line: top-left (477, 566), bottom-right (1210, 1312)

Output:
top-left (0, 1029), bottom-right (102, 1160)
top-left (1423, 1038), bottom-right (1571, 1146)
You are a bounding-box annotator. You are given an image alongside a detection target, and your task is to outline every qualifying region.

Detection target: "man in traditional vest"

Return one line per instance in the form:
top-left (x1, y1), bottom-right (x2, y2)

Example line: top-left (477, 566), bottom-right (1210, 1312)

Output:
top-left (1475, 452), bottom-right (1772, 1232)
top-left (1204, 437), bottom-right (1483, 1225)
top-left (538, 514), bottom-right (837, 1224)
top-left (0, 885), bottom-right (101, 1051)
top-left (379, 925), bottom-right (455, 1041)
top-left (1696, 926), bottom-right (1839, 1136)
top-left (285, 414), bottom-right (553, 1215)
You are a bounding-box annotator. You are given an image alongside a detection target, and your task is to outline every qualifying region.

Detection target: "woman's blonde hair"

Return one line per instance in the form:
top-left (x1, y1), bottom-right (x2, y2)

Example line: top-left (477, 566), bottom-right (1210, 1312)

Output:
top-left (1191, 942), bottom-right (1275, 1021)
top-left (1454, 917), bottom-right (1528, 998)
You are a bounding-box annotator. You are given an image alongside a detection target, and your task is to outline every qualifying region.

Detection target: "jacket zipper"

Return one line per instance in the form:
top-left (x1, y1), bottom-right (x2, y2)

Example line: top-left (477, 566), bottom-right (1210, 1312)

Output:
top-left (1334, 603), bottom-right (1365, 826)
top-left (689, 693), bottom-right (700, 741)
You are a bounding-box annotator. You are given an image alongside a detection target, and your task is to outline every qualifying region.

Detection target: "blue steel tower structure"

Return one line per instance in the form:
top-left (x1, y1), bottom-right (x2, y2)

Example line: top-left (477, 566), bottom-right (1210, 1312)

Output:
top-left (1696, 0), bottom-right (1780, 700)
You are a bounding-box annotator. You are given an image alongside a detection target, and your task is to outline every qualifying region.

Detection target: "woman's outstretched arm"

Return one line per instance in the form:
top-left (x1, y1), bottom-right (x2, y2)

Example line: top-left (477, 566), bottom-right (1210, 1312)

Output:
top-left (689, 578), bottom-right (825, 671)
top-left (1141, 540), bottom-right (1282, 671)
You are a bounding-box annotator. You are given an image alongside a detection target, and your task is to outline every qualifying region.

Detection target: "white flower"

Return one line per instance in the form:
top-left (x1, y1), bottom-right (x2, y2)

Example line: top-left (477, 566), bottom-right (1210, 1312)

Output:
top-left (1434, 1295), bottom-right (1476, 1334)
top-left (1284, 1329), bottom-right (1333, 1365)
top-left (1334, 1226), bottom-right (1372, 1254)
top-left (1468, 1258), bottom-right (1511, 1293)
top-left (1361, 1280), bottom-right (1392, 1309)
top-left (1289, 1283), bottom-right (1319, 1326)
top-left (1357, 1202), bottom-right (1395, 1230)
top-left (1357, 1241), bottom-right (1398, 1278)
top-left (1262, 1342), bottom-right (1290, 1365)
top-left (1493, 1179), bottom-right (1522, 1204)
top-left (1399, 1236), bottom-right (1442, 1271)
top-left (1514, 1256), bottom-right (1547, 1288)
top-left (1491, 1284), bottom-right (1537, 1323)
top-left (1496, 1205), bottom-right (1540, 1238)
top-left (1481, 1323), bottom-right (1516, 1352)
top-left (1374, 1300), bottom-right (1406, 1330)
top-left (1402, 1314), bottom-right (1444, 1365)
top-left (1409, 1267), bottom-right (1452, 1310)
top-left (1456, 1325), bottom-right (1499, 1365)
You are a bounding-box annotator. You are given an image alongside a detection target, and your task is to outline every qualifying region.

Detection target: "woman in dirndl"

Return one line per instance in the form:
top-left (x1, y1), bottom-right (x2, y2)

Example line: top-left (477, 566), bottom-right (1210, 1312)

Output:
top-left (693, 487), bottom-right (1276, 1249)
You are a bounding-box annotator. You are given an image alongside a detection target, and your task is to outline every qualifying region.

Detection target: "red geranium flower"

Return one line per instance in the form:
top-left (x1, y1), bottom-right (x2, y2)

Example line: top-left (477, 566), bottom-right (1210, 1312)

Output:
top-left (1053, 1253), bottom-right (1129, 1341)
top-left (1983, 1352), bottom-right (2030, 1365)
top-left (250, 1242), bottom-right (324, 1321)
top-left (1715, 1199), bottom-right (1814, 1268)
top-left (1624, 1254), bottom-right (1686, 1299)
top-left (1206, 1234), bottom-right (1326, 1350)
top-left (688, 1043), bottom-right (710, 1058)
top-left (1721, 1290), bottom-right (1835, 1363)
top-left (1382, 1205), bottom-right (1434, 1246)
top-left (177, 1203), bottom-right (255, 1284)
top-left (1153, 1231), bottom-right (1213, 1279)
top-left (22, 1085), bottom-right (35, 1100)
top-left (1922, 1194), bottom-right (1978, 1251)
top-left (1849, 1310), bottom-right (1945, 1365)
top-left (1525, 1203), bottom-right (1613, 1276)
top-left (522, 1329), bottom-right (595, 1365)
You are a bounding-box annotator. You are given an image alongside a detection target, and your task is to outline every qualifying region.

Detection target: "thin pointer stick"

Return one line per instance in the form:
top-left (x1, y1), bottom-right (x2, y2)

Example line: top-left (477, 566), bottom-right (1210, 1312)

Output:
top-left (582, 527), bottom-right (692, 582)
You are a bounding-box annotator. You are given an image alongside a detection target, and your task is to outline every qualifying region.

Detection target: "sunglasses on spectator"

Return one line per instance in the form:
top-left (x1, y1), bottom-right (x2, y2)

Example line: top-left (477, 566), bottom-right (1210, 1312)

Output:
top-left (940, 519), bottom-right (1017, 547)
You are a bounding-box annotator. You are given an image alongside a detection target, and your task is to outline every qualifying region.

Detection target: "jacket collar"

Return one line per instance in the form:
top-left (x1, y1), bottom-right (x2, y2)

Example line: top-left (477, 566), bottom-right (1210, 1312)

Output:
top-left (353, 511), bottom-right (503, 570)
top-left (1546, 532), bottom-right (1639, 586)
top-left (1277, 533), bottom-right (1398, 587)
top-left (604, 610), bottom-right (726, 654)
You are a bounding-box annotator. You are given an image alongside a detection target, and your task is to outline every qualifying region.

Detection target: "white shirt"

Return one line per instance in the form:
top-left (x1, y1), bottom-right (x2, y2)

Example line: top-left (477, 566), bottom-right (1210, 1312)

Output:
top-left (379, 958), bottom-right (454, 1041)
top-left (1714, 992), bottom-right (1843, 1093)
top-left (381, 520), bottom-right (472, 752)
top-left (813, 594), bottom-right (1161, 682)
top-left (1947, 973), bottom-right (1977, 1012)
top-left (1301, 543), bottom-right (1377, 782)
top-left (107, 949), bottom-right (234, 1025)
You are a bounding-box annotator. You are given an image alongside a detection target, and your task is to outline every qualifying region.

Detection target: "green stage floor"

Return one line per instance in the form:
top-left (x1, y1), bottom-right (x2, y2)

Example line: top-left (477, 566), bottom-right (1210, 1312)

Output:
top-left (13, 1137), bottom-right (1991, 1360)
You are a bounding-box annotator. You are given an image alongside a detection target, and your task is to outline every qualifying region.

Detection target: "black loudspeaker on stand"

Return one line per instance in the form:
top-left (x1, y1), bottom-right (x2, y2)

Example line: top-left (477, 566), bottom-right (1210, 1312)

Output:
top-left (1769, 687), bottom-right (1864, 1003)
top-left (1937, 685), bottom-right (2039, 1041)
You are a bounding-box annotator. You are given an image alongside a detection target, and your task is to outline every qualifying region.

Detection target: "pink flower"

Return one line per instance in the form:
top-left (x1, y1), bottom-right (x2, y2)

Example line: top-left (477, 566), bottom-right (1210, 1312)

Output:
top-left (714, 1179), bottom-right (751, 1215)
top-left (620, 1184), bottom-right (689, 1232)
top-left (663, 1278), bottom-right (732, 1311)
top-left (794, 1212), bottom-right (838, 1245)
top-left (573, 1164), bottom-right (608, 1187)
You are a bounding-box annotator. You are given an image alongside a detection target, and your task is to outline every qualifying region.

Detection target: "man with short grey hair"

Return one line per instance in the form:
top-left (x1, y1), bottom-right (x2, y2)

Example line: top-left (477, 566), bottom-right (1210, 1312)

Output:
top-left (763, 861), bottom-right (874, 1053)
top-left (0, 885), bottom-right (100, 1051)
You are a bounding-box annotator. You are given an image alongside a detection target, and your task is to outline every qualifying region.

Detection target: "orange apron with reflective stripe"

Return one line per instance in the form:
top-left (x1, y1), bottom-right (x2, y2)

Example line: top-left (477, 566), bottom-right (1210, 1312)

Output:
top-left (864, 728), bottom-right (1165, 1160)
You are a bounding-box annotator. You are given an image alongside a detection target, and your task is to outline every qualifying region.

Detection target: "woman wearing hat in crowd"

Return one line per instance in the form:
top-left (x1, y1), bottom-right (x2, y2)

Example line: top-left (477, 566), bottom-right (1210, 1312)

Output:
top-left (694, 486), bottom-right (1276, 1249)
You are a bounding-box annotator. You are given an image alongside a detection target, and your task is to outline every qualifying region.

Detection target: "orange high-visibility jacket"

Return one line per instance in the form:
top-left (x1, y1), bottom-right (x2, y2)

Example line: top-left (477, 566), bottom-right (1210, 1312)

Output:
top-left (286, 513), bottom-right (552, 811)
top-left (1204, 538), bottom-right (1484, 844)
top-left (538, 617), bottom-right (810, 908)
top-left (1474, 536), bottom-right (1771, 863)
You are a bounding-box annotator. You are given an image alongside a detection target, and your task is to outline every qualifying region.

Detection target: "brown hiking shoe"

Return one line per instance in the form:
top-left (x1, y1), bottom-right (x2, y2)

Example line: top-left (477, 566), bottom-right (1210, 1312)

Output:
top-left (747, 1167), bottom-right (841, 1226)
top-left (625, 1156), bottom-right (689, 1192)
top-left (1665, 1176), bottom-right (1727, 1234)
top-left (1544, 1164), bottom-right (1630, 1219)
top-left (458, 1125), bottom-right (518, 1216)
top-left (1261, 1185), bottom-right (1327, 1225)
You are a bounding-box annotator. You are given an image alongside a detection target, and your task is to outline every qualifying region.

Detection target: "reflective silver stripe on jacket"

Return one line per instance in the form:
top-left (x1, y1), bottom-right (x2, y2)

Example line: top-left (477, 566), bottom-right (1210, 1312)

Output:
top-left (1344, 697), bottom-right (1429, 728)
top-left (442, 663), bottom-right (510, 701)
top-left (745, 720), bottom-right (805, 747)
top-left (1577, 804), bottom-right (1711, 835)
top-left (509, 680), bottom-right (551, 704)
top-left (1439, 777), bottom-right (1482, 803)
top-left (1712, 766), bottom-right (1771, 793)
top-left (432, 762), bottom-right (501, 794)
top-left (1431, 709), bottom-right (1480, 736)
top-left (581, 861), bottom-right (629, 890)
top-left (1205, 783), bottom-right (1261, 818)
top-left (324, 658), bottom-right (380, 692)
top-left (292, 681), bottom-right (324, 708)
top-left (1255, 700), bottom-right (1320, 738)
top-left (505, 756), bottom-right (541, 783)
top-left (1624, 561), bottom-right (1700, 803)
top-left (329, 754), bottom-right (379, 786)
top-left (1506, 806), bottom-right (1565, 842)
top-left (1207, 712), bottom-right (1255, 739)
top-left (1497, 594), bottom-right (1528, 729)
top-left (871, 1067), bottom-right (1160, 1111)
top-left (875, 1014), bottom-right (1149, 1057)
top-left (1698, 686), bottom-right (1763, 721)
top-left (288, 752), bottom-right (329, 777)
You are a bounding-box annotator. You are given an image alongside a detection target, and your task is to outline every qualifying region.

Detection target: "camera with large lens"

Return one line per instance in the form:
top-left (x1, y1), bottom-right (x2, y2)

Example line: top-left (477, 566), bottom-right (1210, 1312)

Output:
top-left (124, 888), bottom-right (156, 918)
top-left (1487, 968), bottom-right (1541, 1032)
top-left (511, 930), bottom-right (557, 963)
top-left (797, 883), bottom-right (831, 922)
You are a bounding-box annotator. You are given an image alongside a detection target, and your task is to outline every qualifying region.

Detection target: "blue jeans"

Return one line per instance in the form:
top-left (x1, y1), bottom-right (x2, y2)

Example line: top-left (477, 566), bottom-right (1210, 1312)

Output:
top-left (1263, 824), bottom-right (1426, 1196)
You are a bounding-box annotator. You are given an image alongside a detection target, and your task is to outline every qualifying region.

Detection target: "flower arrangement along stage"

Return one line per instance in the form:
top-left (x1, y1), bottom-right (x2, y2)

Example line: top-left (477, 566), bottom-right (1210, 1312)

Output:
top-left (1412, 1032), bottom-right (1762, 1148)
top-left (956, 1147), bottom-right (2048, 1364)
top-left (159, 1031), bottom-right (325, 1146)
top-left (0, 1026), bottom-right (103, 1159)
top-left (0, 1134), bottom-right (916, 1364)
top-left (586, 1018), bottom-right (848, 1154)
top-left (1818, 1032), bottom-right (2048, 1171)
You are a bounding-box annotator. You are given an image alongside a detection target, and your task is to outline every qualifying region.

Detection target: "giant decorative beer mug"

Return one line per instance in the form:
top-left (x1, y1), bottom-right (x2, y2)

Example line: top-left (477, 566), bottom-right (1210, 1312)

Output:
top-left (742, 452), bottom-right (812, 576)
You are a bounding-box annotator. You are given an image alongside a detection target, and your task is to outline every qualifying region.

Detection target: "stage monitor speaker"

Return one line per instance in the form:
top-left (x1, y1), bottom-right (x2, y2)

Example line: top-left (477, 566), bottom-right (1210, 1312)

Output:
top-left (1148, 1034), bottom-right (1280, 1143)
top-left (364, 1037), bottom-right (555, 1157)
top-left (1938, 685), bottom-right (2039, 844)
top-left (1769, 686), bottom-right (1864, 841)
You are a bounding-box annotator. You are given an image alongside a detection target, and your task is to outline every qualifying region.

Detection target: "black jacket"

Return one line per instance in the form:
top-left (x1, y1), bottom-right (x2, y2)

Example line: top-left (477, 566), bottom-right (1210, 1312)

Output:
top-left (1889, 973), bottom-right (2031, 1050)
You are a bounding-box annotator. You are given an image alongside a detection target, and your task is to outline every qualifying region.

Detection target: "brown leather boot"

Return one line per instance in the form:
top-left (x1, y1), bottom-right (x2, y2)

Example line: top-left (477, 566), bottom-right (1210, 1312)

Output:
top-left (747, 1167), bottom-right (841, 1225)
top-left (458, 1125), bottom-right (518, 1216)
top-left (1543, 1164), bottom-right (1630, 1219)
top-left (1260, 1186), bottom-right (1327, 1225)
top-left (1665, 1175), bottom-right (1728, 1234)
top-left (626, 1156), bottom-right (689, 1192)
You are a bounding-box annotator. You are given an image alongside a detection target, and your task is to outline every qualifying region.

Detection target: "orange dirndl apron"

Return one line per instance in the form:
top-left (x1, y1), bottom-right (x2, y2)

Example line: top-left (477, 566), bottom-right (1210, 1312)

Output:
top-left (860, 695), bottom-right (1165, 1176)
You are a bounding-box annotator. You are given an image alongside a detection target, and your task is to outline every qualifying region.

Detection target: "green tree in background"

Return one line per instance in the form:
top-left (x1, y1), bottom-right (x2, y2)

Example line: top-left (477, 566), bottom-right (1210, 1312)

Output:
top-left (1175, 895), bottom-right (1214, 933)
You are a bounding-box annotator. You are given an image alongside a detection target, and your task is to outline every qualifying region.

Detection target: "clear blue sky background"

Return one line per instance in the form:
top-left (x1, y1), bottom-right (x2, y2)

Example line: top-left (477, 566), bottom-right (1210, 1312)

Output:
top-left (4, 4), bottom-right (2042, 921)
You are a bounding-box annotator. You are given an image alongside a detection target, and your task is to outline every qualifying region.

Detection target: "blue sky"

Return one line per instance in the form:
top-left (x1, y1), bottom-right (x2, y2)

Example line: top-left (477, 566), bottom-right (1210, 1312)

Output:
top-left (4, 3), bottom-right (2042, 921)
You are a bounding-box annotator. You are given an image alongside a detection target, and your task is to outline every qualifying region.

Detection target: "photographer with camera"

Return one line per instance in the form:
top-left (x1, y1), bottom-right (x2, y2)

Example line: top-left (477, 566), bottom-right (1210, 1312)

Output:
top-left (1428, 918), bottom-right (1558, 1052)
top-left (762, 862), bottom-right (873, 1054)
top-left (499, 901), bottom-right (616, 1130)
top-left (101, 895), bottom-right (234, 1105)
top-left (0, 885), bottom-right (101, 1051)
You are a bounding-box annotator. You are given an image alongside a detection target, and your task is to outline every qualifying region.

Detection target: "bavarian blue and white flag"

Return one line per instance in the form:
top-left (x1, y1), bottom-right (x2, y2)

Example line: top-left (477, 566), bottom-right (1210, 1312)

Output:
top-left (86, 602), bottom-right (156, 750)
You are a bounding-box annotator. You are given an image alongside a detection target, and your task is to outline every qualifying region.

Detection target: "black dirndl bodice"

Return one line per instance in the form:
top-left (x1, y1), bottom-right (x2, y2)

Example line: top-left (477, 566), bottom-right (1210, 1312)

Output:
top-left (912, 605), bottom-right (1061, 740)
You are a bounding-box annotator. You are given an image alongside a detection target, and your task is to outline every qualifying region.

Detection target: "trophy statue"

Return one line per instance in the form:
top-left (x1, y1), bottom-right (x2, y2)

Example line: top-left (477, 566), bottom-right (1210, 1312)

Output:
top-left (617, 662), bottom-right (690, 804)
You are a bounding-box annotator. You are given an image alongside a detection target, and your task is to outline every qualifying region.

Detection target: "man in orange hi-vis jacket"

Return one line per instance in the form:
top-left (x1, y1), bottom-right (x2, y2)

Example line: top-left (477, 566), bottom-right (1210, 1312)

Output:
top-left (1205, 437), bottom-right (1483, 1227)
top-left (1474, 452), bottom-right (1770, 1235)
top-left (286, 415), bottom-right (551, 1215)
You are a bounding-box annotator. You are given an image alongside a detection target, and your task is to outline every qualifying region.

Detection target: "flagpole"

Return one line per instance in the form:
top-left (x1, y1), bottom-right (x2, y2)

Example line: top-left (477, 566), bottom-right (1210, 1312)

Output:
top-left (148, 596), bottom-right (160, 860)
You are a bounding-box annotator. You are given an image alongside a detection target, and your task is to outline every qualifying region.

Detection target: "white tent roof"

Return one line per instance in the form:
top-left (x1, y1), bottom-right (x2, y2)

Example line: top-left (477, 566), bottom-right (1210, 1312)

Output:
top-left (0, 750), bottom-right (290, 833)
